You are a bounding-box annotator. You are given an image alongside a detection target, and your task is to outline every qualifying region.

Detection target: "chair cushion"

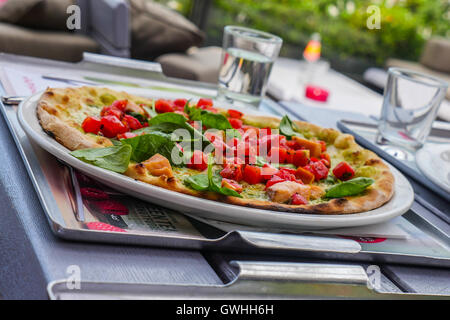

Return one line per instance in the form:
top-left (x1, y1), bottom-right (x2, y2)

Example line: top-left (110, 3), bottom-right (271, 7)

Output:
top-left (0, 22), bottom-right (99, 62)
top-left (156, 46), bottom-right (222, 83)
top-left (0, 0), bottom-right (42, 23)
top-left (0, 0), bottom-right (74, 31)
top-left (129, 0), bottom-right (204, 60)
top-left (420, 37), bottom-right (450, 73)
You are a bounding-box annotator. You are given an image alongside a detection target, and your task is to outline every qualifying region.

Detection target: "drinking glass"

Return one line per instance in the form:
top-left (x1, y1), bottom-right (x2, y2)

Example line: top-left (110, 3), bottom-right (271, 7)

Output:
top-left (378, 68), bottom-right (448, 150)
top-left (217, 26), bottom-right (282, 108)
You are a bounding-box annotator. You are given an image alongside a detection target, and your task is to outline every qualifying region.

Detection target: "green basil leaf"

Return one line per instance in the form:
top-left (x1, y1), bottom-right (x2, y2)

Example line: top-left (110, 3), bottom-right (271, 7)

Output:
top-left (279, 115), bottom-right (301, 139)
top-left (120, 132), bottom-right (179, 163)
top-left (206, 154), bottom-right (241, 197)
top-left (325, 177), bottom-right (375, 198)
top-left (200, 112), bottom-right (232, 130)
top-left (149, 112), bottom-right (188, 126)
top-left (70, 145), bottom-right (132, 173)
top-left (184, 174), bottom-right (209, 191)
top-left (185, 103), bottom-right (202, 121)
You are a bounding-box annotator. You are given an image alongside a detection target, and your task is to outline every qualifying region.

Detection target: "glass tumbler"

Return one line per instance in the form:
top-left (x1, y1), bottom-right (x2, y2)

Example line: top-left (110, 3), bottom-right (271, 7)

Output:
top-left (378, 68), bottom-right (448, 150)
top-left (217, 26), bottom-right (282, 108)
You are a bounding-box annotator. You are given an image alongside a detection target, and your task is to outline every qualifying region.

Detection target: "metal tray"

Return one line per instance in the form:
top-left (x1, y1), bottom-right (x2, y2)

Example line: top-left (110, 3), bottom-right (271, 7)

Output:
top-left (1, 53), bottom-right (450, 269)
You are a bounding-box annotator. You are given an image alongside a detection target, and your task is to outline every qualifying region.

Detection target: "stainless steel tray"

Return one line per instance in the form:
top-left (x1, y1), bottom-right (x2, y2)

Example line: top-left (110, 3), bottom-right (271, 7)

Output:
top-left (1, 53), bottom-right (450, 269)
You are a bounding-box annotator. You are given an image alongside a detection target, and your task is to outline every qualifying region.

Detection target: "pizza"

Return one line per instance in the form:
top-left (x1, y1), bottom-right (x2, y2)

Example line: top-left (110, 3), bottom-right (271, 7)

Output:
top-left (37, 86), bottom-right (394, 215)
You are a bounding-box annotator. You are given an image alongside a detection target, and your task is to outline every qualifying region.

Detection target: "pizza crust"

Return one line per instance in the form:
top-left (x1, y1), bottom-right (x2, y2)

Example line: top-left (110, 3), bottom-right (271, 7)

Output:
top-left (36, 86), bottom-right (395, 215)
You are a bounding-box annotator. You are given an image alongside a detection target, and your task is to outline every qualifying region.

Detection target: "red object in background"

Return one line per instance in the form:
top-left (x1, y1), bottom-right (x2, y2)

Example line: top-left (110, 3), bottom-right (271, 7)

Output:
top-left (305, 85), bottom-right (329, 102)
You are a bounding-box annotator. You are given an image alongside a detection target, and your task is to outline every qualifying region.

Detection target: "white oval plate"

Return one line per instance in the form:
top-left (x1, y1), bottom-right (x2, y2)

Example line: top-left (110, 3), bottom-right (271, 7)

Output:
top-left (416, 144), bottom-right (450, 194)
top-left (18, 91), bottom-right (414, 230)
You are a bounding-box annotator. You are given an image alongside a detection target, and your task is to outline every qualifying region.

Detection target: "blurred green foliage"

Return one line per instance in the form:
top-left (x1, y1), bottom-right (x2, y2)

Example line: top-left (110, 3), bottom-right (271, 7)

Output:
top-left (207, 0), bottom-right (450, 66)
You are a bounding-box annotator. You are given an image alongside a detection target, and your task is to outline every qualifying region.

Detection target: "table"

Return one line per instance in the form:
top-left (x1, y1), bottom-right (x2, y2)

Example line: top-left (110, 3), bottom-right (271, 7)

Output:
top-left (0, 53), bottom-right (449, 299)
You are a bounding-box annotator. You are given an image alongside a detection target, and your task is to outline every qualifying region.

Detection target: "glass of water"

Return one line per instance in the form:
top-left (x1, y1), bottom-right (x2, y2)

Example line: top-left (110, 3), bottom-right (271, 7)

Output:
top-left (378, 68), bottom-right (448, 150)
top-left (217, 26), bottom-right (282, 108)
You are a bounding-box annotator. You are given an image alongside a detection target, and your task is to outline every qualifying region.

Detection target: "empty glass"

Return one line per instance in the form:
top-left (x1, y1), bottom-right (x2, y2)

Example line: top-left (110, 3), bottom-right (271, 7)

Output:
top-left (378, 68), bottom-right (448, 150)
top-left (217, 26), bottom-right (282, 108)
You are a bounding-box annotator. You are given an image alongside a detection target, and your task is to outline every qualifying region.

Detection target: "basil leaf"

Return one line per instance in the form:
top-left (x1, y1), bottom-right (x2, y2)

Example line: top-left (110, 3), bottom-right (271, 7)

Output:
top-left (70, 145), bottom-right (132, 173)
top-left (185, 103), bottom-right (202, 121)
top-left (184, 174), bottom-right (209, 191)
top-left (149, 112), bottom-right (188, 126)
top-left (279, 115), bottom-right (301, 139)
top-left (201, 112), bottom-right (232, 130)
top-left (120, 132), bottom-right (179, 163)
top-left (325, 177), bottom-right (375, 198)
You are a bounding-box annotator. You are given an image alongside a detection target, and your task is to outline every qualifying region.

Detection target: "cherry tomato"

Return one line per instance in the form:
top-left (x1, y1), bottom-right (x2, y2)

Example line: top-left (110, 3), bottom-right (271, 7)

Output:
top-left (305, 161), bottom-right (329, 181)
top-left (155, 99), bottom-right (174, 113)
top-left (332, 161), bottom-right (355, 181)
top-left (117, 132), bottom-right (138, 139)
top-left (260, 164), bottom-right (279, 180)
top-left (220, 164), bottom-right (244, 182)
top-left (226, 137), bottom-right (240, 149)
top-left (268, 147), bottom-right (288, 164)
top-left (197, 98), bottom-right (213, 108)
top-left (100, 115), bottom-right (128, 138)
top-left (243, 165), bottom-right (263, 184)
top-left (265, 175), bottom-right (286, 189)
top-left (229, 118), bottom-right (243, 129)
top-left (292, 150), bottom-right (309, 167)
top-left (101, 105), bottom-right (123, 119)
top-left (123, 114), bottom-right (143, 130)
top-left (291, 193), bottom-right (308, 205)
top-left (173, 110), bottom-right (189, 119)
top-left (228, 109), bottom-right (243, 119)
top-left (186, 150), bottom-right (208, 171)
top-left (173, 98), bottom-right (188, 109)
top-left (111, 100), bottom-right (128, 111)
top-left (81, 116), bottom-right (102, 134)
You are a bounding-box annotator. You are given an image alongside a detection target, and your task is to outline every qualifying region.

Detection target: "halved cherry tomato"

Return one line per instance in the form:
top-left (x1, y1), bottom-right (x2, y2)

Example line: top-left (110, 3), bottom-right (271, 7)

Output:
top-left (220, 163), bottom-right (244, 182)
top-left (155, 99), bottom-right (174, 113)
top-left (305, 161), bottom-right (329, 181)
top-left (285, 149), bottom-right (295, 164)
top-left (291, 193), bottom-right (308, 205)
top-left (101, 105), bottom-right (123, 119)
top-left (173, 98), bottom-right (188, 109)
top-left (222, 178), bottom-right (243, 193)
top-left (243, 165), bottom-right (263, 184)
top-left (186, 150), bottom-right (208, 171)
top-left (228, 109), bottom-right (243, 119)
top-left (100, 115), bottom-right (128, 138)
top-left (123, 114), bottom-right (143, 130)
top-left (229, 118), bottom-right (243, 129)
top-left (197, 98), bottom-right (213, 108)
top-left (82, 116), bottom-right (102, 134)
top-left (265, 175), bottom-right (286, 189)
top-left (117, 132), bottom-right (138, 140)
top-left (111, 100), bottom-right (128, 111)
top-left (332, 161), bottom-right (355, 181)
top-left (292, 150), bottom-right (309, 167)
top-left (268, 147), bottom-right (288, 164)
top-left (260, 164), bottom-right (279, 180)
